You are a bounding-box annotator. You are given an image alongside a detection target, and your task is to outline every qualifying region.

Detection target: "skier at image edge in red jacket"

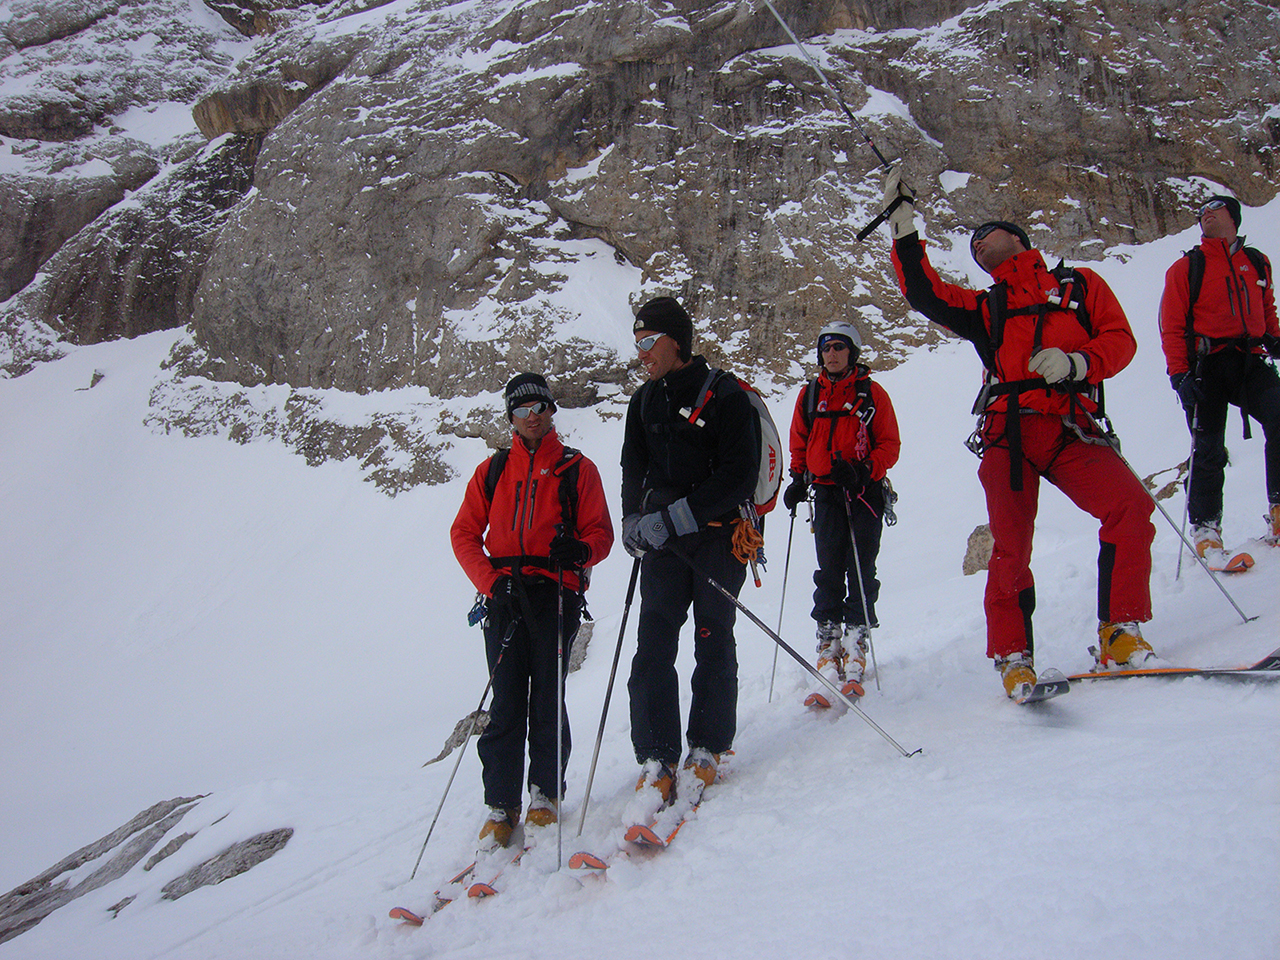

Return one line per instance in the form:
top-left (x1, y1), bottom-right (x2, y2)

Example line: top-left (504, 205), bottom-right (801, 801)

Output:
top-left (782, 320), bottom-right (900, 693)
top-left (880, 167), bottom-right (1157, 699)
top-left (451, 373), bottom-right (614, 849)
top-left (1157, 193), bottom-right (1280, 557)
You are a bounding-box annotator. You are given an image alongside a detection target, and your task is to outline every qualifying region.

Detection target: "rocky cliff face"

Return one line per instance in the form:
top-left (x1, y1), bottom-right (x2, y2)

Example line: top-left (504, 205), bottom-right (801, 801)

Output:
top-left (2, 0), bottom-right (1277, 482)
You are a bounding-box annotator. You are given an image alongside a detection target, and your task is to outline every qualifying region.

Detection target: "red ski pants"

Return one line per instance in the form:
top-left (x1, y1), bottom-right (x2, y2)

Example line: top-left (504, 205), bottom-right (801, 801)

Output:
top-left (977, 413), bottom-right (1155, 660)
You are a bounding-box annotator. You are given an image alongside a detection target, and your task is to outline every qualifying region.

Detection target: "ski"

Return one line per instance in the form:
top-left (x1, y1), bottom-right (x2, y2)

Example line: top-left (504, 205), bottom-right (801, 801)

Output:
top-left (389, 906), bottom-right (426, 926)
top-left (617, 752), bottom-right (730, 851)
top-left (388, 858), bottom-right (477, 926)
top-left (1068, 645), bottom-right (1280, 683)
top-left (567, 850), bottom-right (611, 873)
top-left (1204, 549), bottom-right (1255, 574)
top-left (804, 677), bottom-right (865, 709)
top-left (466, 842), bottom-right (531, 898)
top-left (1015, 668), bottom-right (1070, 704)
top-left (624, 800), bottom-right (701, 847)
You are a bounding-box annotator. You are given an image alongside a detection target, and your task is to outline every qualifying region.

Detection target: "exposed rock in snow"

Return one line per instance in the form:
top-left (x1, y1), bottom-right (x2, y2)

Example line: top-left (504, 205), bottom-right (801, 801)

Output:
top-left (0, 794), bottom-right (293, 943)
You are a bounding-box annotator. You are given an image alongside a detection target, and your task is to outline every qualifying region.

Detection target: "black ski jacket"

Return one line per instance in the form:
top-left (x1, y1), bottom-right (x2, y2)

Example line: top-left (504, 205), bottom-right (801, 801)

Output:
top-left (621, 355), bottom-right (759, 525)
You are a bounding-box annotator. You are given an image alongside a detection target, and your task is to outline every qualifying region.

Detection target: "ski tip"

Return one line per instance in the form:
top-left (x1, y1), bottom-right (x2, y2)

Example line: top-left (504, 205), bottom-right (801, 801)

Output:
top-left (624, 823), bottom-right (667, 847)
top-left (1218, 552), bottom-right (1255, 573)
top-left (467, 882), bottom-right (498, 898)
top-left (389, 907), bottom-right (424, 926)
top-left (804, 692), bottom-right (832, 709)
top-left (840, 679), bottom-right (865, 698)
top-left (568, 851), bottom-right (608, 871)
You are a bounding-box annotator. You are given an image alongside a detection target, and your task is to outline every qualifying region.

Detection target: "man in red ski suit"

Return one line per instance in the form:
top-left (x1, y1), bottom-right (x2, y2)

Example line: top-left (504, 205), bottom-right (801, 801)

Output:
top-left (782, 320), bottom-right (900, 695)
top-left (1158, 194), bottom-right (1280, 556)
top-left (451, 373), bottom-right (614, 847)
top-left (881, 168), bottom-right (1156, 699)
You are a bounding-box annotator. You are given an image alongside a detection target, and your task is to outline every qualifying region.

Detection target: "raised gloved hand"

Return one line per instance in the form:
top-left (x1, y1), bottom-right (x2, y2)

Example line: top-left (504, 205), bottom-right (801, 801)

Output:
top-left (548, 531), bottom-right (590, 570)
top-left (782, 473), bottom-right (808, 512)
top-left (829, 458), bottom-right (871, 494)
top-left (881, 166), bottom-right (917, 241)
top-left (1170, 371), bottom-right (1204, 411)
top-left (1029, 348), bottom-right (1088, 384)
top-left (487, 575), bottom-right (518, 618)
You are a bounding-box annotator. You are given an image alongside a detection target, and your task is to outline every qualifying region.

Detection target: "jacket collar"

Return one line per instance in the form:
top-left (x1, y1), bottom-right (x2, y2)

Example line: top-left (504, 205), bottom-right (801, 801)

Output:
top-left (989, 247), bottom-right (1047, 286)
top-left (507, 428), bottom-right (563, 468)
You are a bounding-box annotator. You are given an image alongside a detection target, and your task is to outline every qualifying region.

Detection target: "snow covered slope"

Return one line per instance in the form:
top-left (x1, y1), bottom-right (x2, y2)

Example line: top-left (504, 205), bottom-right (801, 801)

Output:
top-left (1, 211), bottom-right (1277, 958)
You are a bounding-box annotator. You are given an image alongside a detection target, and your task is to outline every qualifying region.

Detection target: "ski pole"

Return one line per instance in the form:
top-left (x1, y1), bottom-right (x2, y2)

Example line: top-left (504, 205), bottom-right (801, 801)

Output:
top-left (767, 506), bottom-right (799, 703)
top-left (411, 618), bottom-right (517, 880)
top-left (576, 557), bottom-right (641, 837)
top-left (1078, 408), bottom-right (1253, 624)
top-left (841, 486), bottom-right (882, 692)
top-left (760, 0), bottom-right (890, 170)
top-left (759, 0), bottom-right (911, 242)
top-left (1175, 401), bottom-right (1199, 581)
top-left (555, 566), bottom-right (565, 870)
top-left (667, 542), bottom-right (919, 758)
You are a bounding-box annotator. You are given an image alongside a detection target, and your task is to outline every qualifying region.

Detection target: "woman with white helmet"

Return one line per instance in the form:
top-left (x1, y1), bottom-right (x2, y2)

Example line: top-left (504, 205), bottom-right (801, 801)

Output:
top-left (782, 319), bottom-right (901, 702)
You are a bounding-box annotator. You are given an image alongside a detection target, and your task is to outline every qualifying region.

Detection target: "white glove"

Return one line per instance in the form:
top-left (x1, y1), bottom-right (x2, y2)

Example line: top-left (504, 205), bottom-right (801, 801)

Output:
top-left (881, 166), bottom-right (917, 240)
top-left (1028, 348), bottom-right (1089, 384)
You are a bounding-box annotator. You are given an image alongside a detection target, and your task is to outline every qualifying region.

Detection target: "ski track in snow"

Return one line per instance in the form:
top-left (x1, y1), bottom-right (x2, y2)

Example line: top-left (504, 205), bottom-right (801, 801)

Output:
top-left (1, 207), bottom-right (1278, 958)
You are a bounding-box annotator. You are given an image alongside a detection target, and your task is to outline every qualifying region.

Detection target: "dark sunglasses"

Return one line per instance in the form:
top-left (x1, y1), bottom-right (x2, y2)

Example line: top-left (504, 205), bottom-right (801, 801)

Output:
top-left (1198, 199), bottom-right (1227, 217)
top-left (820, 339), bottom-right (849, 353)
top-left (635, 332), bottom-right (666, 351)
top-left (971, 223), bottom-right (1000, 245)
top-left (512, 401), bottom-right (550, 419)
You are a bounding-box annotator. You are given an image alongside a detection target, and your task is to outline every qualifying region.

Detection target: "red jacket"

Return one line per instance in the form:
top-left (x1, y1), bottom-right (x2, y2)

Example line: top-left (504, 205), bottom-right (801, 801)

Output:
top-left (788, 367), bottom-right (900, 483)
top-left (450, 430), bottom-right (613, 596)
top-left (1159, 237), bottom-right (1278, 376)
top-left (892, 235), bottom-right (1137, 417)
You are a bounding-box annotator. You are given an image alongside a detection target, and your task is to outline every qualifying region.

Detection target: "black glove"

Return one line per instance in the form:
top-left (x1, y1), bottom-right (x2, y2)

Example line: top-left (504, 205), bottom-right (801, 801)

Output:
top-left (1170, 372), bottom-right (1203, 411)
top-left (548, 532), bottom-right (590, 570)
top-left (782, 474), bottom-right (808, 512)
top-left (829, 458), bottom-right (871, 494)
top-left (488, 576), bottom-right (518, 618)
top-left (1263, 334), bottom-right (1280, 359)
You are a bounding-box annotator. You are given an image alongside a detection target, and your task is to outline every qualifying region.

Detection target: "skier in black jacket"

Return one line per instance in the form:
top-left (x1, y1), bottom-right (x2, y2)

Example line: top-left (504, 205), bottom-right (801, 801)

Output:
top-left (620, 296), bottom-right (759, 814)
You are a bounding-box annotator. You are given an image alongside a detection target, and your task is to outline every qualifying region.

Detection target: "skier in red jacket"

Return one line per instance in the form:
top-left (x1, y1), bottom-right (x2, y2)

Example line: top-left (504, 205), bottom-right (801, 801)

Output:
top-left (1158, 194), bottom-right (1280, 557)
top-left (882, 168), bottom-right (1156, 698)
top-left (451, 373), bottom-right (614, 847)
top-left (782, 320), bottom-right (900, 695)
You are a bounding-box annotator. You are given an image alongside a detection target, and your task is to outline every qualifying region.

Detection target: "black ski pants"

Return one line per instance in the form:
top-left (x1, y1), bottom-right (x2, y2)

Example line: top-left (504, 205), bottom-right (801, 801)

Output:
top-left (810, 482), bottom-right (883, 629)
top-left (479, 577), bottom-right (581, 809)
top-left (1185, 350), bottom-right (1280, 525)
top-left (628, 526), bottom-right (744, 765)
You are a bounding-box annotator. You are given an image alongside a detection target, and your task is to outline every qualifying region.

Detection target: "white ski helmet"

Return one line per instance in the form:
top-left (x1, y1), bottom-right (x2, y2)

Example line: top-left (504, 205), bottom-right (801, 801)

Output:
top-left (816, 320), bottom-right (861, 365)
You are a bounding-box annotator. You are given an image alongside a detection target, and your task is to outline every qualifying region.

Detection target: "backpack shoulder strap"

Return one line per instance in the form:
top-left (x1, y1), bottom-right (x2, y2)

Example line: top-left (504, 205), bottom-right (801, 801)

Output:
top-left (484, 448), bottom-right (511, 502)
top-left (553, 446), bottom-right (582, 531)
top-left (1244, 246), bottom-right (1270, 290)
top-left (1050, 260), bottom-right (1091, 335)
top-left (1183, 247), bottom-right (1206, 367)
top-left (686, 367), bottom-right (725, 426)
top-left (802, 377), bottom-right (820, 429)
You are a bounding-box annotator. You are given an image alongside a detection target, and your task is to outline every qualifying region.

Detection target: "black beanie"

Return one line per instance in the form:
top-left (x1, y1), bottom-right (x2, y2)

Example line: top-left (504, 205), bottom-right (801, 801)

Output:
top-left (970, 220), bottom-right (1032, 264)
top-left (1206, 194), bottom-right (1242, 229)
top-left (633, 297), bottom-right (693, 361)
top-left (504, 373), bottom-right (556, 419)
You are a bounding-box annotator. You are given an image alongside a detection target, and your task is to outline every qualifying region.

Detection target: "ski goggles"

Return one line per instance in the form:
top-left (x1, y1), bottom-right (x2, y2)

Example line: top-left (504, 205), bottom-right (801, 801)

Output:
top-left (1198, 199), bottom-right (1227, 216)
top-left (511, 400), bottom-right (550, 419)
top-left (970, 223), bottom-right (1001, 244)
top-left (635, 332), bottom-right (667, 351)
